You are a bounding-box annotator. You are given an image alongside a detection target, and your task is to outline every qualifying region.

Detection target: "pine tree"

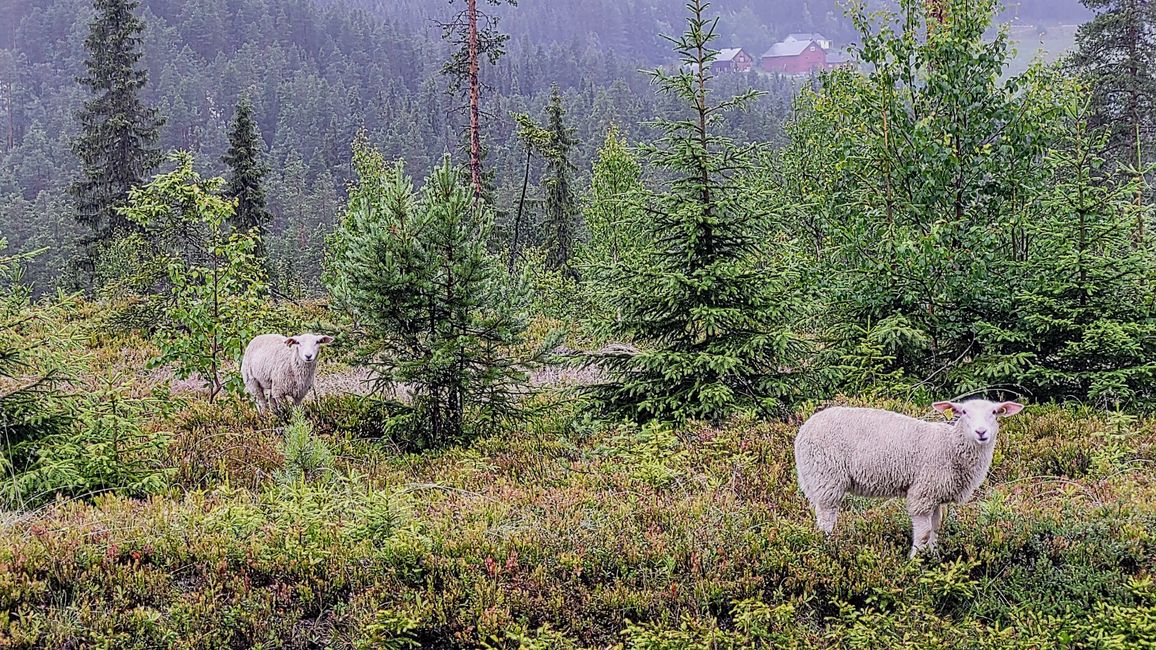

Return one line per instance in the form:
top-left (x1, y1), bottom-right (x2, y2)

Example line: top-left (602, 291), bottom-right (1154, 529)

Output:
top-left (222, 97), bottom-right (272, 263)
top-left (541, 84), bottom-right (579, 275)
top-left (70, 0), bottom-right (163, 247)
top-left (438, 0), bottom-right (516, 199)
top-left (326, 140), bottom-right (540, 446)
top-left (1071, 0), bottom-right (1156, 170)
top-left (591, 1), bottom-right (809, 424)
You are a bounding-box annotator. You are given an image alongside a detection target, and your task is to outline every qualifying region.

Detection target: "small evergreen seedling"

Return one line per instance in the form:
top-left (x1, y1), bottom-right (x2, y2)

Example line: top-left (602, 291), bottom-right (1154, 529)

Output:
top-left (277, 410), bottom-right (333, 484)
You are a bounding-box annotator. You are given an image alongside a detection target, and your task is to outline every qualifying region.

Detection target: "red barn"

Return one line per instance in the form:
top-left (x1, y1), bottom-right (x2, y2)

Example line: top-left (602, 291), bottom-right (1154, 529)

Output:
top-left (761, 38), bottom-right (828, 74)
top-left (713, 48), bottom-right (755, 73)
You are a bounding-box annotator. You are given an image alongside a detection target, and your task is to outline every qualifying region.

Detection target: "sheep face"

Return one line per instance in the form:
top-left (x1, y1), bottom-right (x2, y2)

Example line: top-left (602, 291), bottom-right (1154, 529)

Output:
top-left (933, 399), bottom-right (1024, 446)
top-left (284, 334), bottom-right (334, 365)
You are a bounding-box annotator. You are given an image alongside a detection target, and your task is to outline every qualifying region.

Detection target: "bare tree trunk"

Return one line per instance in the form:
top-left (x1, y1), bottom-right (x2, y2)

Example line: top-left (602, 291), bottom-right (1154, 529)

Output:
top-left (509, 145), bottom-right (532, 272)
top-left (468, 0), bottom-right (483, 199)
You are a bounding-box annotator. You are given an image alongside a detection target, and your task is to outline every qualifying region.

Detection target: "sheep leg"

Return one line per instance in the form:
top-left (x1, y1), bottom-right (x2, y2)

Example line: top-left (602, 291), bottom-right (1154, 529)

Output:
top-left (266, 384), bottom-right (285, 418)
top-left (273, 395), bottom-right (290, 419)
top-left (814, 503), bottom-right (840, 535)
top-left (929, 504), bottom-right (946, 546)
top-left (909, 510), bottom-right (935, 558)
top-left (246, 377), bottom-right (268, 415)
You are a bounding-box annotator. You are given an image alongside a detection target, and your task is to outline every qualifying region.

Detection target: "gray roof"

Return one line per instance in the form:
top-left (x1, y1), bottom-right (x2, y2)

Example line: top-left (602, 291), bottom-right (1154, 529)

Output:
top-left (826, 50), bottom-right (853, 64)
top-left (716, 47), bottom-right (745, 62)
top-left (762, 39), bottom-right (821, 58)
top-left (786, 32), bottom-right (829, 43)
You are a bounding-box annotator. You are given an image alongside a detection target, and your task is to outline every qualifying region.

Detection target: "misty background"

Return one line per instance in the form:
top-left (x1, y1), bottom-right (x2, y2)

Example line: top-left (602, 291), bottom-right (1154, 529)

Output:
top-left (0, 0), bottom-right (1089, 292)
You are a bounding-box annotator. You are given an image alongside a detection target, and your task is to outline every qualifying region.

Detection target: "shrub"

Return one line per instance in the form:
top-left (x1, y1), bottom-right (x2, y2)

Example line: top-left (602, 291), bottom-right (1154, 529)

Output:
top-left (117, 151), bottom-right (270, 402)
top-left (4, 375), bottom-right (172, 507)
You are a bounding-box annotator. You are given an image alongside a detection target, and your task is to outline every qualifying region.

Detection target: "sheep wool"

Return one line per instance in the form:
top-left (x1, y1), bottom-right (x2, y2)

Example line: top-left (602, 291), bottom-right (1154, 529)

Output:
top-left (794, 398), bottom-right (1024, 556)
top-left (241, 333), bottom-right (334, 415)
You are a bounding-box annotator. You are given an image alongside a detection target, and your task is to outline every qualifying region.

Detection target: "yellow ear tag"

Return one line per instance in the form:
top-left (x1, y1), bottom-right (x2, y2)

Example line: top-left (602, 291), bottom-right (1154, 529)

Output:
top-left (944, 408), bottom-right (954, 421)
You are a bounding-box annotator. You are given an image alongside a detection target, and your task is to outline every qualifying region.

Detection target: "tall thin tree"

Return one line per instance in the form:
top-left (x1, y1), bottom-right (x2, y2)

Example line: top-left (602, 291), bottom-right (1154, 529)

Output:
top-left (439, 0), bottom-right (516, 199)
top-left (509, 111), bottom-right (549, 272)
top-left (542, 84), bottom-right (579, 275)
top-left (222, 97), bottom-right (272, 265)
top-left (70, 0), bottom-right (163, 247)
top-left (590, 0), bottom-right (808, 424)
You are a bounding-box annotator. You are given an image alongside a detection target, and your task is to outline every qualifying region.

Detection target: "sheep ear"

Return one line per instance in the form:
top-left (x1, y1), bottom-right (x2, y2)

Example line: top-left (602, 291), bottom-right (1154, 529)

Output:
top-left (318, 335), bottom-right (334, 345)
top-left (285, 338), bottom-right (299, 346)
top-left (995, 402), bottom-right (1024, 417)
top-left (932, 402), bottom-right (958, 419)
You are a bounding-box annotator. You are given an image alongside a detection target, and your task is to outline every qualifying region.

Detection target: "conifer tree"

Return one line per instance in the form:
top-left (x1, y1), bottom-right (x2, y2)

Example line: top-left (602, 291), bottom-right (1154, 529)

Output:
top-left (1071, 0), bottom-right (1156, 171)
top-left (542, 84), bottom-right (579, 275)
top-left (222, 97), bottom-right (272, 262)
top-left (70, 0), bottom-right (163, 247)
top-left (326, 141), bottom-right (540, 445)
top-left (591, 1), bottom-right (808, 424)
top-left (438, 0), bottom-right (516, 199)
top-left (508, 111), bottom-right (550, 272)
top-left (977, 99), bottom-right (1156, 408)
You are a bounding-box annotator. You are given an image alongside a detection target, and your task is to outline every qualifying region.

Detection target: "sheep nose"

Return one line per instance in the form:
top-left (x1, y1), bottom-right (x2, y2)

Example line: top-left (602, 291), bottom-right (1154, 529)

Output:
top-left (975, 428), bottom-right (988, 436)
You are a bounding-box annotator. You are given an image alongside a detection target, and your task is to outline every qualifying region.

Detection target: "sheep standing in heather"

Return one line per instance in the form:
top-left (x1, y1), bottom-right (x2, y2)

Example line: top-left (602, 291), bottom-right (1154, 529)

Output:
top-left (794, 399), bottom-right (1024, 557)
top-left (241, 333), bottom-right (334, 415)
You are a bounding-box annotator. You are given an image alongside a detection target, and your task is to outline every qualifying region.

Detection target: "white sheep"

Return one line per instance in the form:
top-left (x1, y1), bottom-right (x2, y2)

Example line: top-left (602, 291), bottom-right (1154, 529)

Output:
top-left (794, 399), bottom-right (1024, 556)
top-left (241, 333), bottom-right (334, 415)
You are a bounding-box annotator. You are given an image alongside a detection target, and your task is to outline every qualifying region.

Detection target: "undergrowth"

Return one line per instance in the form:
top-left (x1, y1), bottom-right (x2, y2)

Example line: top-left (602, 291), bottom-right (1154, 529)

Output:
top-left (0, 397), bottom-right (1152, 648)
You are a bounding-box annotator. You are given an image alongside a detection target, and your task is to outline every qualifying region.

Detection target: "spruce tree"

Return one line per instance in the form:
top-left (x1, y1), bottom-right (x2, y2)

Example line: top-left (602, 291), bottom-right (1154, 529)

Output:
top-left (222, 97), bottom-right (272, 262)
top-left (977, 101), bottom-right (1156, 408)
top-left (591, 1), bottom-right (808, 424)
top-left (542, 84), bottom-right (579, 275)
top-left (70, 0), bottom-right (163, 246)
top-left (508, 111), bottom-right (550, 272)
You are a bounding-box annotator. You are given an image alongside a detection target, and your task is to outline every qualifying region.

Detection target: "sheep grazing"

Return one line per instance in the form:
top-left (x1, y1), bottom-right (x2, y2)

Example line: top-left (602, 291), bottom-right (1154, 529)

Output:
top-left (794, 399), bottom-right (1025, 557)
top-left (241, 333), bottom-right (334, 415)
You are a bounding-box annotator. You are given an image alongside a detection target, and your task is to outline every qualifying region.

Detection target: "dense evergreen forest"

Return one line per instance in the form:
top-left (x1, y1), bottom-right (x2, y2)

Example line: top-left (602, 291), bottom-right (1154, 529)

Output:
top-left (1, 0), bottom-right (1087, 293)
top-left (1, 0), bottom-right (798, 292)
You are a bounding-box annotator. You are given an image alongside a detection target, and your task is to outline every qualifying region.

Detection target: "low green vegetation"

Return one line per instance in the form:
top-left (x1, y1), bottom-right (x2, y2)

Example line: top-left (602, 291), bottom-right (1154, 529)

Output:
top-left (0, 368), bottom-right (1152, 647)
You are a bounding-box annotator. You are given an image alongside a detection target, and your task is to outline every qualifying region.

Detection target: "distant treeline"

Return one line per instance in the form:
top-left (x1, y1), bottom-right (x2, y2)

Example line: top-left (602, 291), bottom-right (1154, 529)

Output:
top-left (1, 0), bottom-right (802, 293)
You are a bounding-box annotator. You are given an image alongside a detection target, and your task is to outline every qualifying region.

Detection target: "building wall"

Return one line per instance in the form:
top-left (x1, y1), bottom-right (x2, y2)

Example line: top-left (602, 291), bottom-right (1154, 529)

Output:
top-left (715, 52), bottom-right (754, 73)
top-left (761, 43), bottom-right (827, 74)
